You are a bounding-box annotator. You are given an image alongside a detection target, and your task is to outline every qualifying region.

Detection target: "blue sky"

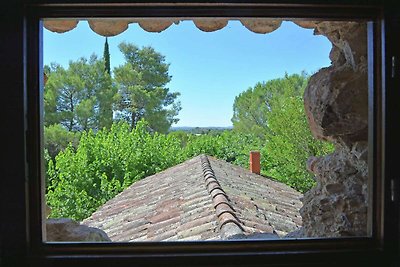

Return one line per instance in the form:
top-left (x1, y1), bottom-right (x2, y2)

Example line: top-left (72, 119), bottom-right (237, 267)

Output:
top-left (44, 20), bottom-right (331, 127)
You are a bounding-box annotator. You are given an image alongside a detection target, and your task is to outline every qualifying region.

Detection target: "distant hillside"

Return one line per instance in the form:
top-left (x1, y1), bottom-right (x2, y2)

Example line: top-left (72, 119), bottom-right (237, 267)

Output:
top-left (169, 126), bottom-right (233, 134)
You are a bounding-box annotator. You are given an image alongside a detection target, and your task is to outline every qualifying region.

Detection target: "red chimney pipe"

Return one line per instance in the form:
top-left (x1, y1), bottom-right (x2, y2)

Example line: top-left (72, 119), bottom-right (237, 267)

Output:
top-left (250, 151), bottom-right (261, 175)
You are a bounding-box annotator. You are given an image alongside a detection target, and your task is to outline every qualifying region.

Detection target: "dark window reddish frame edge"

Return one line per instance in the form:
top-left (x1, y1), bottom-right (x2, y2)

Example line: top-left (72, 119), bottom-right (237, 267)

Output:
top-left (8, 1), bottom-right (397, 267)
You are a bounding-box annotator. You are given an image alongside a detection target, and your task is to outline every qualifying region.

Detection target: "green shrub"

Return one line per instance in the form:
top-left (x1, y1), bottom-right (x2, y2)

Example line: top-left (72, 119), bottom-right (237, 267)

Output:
top-left (260, 76), bottom-right (334, 193)
top-left (232, 73), bottom-right (334, 193)
top-left (183, 131), bottom-right (262, 167)
top-left (46, 120), bottom-right (182, 221)
top-left (44, 124), bottom-right (80, 158)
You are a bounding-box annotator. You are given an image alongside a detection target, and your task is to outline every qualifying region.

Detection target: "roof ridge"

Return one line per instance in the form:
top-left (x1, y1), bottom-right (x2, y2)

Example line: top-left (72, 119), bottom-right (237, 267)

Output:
top-left (200, 155), bottom-right (244, 239)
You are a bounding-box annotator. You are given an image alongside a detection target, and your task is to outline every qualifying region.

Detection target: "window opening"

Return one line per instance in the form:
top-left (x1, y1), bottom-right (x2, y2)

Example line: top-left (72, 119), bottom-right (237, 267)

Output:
top-left (42, 18), bottom-right (370, 242)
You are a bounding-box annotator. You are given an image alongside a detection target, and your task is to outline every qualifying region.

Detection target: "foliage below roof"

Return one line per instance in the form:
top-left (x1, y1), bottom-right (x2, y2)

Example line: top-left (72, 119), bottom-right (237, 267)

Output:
top-left (82, 155), bottom-right (302, 241)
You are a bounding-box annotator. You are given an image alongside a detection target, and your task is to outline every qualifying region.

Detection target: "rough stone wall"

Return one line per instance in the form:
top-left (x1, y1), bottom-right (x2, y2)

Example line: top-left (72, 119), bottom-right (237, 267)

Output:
top-left (46, 218), bottom-right (111, 242)
top-left (299, 21), bottom-right (369, 237)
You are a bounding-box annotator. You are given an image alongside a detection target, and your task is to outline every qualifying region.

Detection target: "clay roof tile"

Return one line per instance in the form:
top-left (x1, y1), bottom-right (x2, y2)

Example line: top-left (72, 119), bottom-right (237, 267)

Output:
top-left (82, 154), bottom-right (303, 241)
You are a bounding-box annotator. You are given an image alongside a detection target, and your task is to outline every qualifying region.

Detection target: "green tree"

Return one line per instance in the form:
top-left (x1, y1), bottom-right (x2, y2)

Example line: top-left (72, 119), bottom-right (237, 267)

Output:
top-left (262, 74), bottom-right (334, 192)
top-left (114, 42), bottom-right (181, 133)
top-left (46, 120), bottom-right (183, 220)
top-left (103, 37), bottom-right (111, 75)
top-left (98, 37), bottom-right (116, 129)
top-left (44, 124), bottom-right (81, 158)
top-left (44, 54), bottom-right (117, 131)
top-left (232, 83), bottom-right (271, 139)
top-left (183, 130), bottom-right (263, 166)
top-left (232, 73), bottom-right (334, 192)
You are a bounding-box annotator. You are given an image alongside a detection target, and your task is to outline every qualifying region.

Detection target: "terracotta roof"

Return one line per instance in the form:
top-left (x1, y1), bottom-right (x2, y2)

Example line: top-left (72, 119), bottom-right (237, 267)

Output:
top-left (82, 155), bottom-right (303, 241)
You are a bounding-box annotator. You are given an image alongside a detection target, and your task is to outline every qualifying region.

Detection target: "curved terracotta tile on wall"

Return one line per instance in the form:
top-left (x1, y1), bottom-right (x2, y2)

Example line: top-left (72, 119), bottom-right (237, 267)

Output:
top-left (43, 20), bottom-right (79, 33)
top-left (88, 20), bottom-right (129, 37)
top-left (138, 19), bottom-right (174, 32)
top-left (193, 19), bottom-right (229, 32)
top-left (240, 19), bottom-right (282, 34)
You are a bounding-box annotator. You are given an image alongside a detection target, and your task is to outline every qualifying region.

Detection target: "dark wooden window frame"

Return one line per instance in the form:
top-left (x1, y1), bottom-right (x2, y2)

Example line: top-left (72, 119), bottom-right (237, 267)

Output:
top-left (2, 1), bottom-right (399, 267)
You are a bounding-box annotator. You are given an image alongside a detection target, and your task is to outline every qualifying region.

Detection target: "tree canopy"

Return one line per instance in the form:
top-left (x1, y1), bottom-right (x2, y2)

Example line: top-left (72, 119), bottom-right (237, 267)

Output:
top-left (44, 41), bottom-right (181, 136)
top-left (103, 37), bottom-right (111, 75)
top-left (231, 83), bottom-right (271, 139)
top-left (46, 121), bottom-right (260, 220)
top-left (44, 54), bottom-right (116, 131)
top-left (114, 42), bottom-right (181, 133)
top-left (232, 73), bottom-right (334, 192)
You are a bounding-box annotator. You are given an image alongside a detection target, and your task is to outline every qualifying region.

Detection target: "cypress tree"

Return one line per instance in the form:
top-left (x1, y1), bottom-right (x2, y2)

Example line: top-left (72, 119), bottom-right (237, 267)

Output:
top-left (103, 37), bottom-right (111, 75)
top-left (99, 37), bottom-right (116, 129)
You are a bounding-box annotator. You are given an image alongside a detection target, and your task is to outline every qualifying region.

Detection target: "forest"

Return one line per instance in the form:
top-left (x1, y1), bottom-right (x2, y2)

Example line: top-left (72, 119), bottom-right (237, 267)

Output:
top-left (44, 39), bottom-right (334, 221)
